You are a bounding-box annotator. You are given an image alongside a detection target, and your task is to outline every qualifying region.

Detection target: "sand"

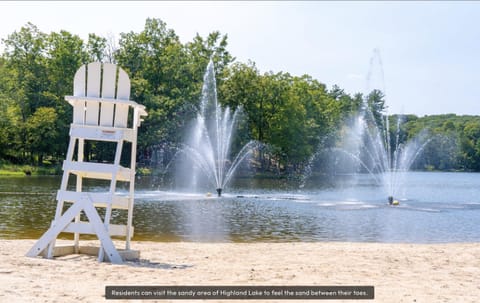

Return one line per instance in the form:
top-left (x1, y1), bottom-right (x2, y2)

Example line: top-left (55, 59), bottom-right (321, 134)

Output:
top-left (0, 240), bottom-right (479, 303)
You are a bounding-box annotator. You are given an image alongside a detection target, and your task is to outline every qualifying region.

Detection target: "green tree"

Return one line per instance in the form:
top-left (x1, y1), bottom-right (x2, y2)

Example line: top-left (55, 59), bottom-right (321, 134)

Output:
top-left (1, 23), bottom-right (50, 161)
top-left (116, 18), bottom-right (235, 155)
top-left (2, 22), bottom-right (49, 117)
top-left (0, 91), bottom-right (22, 160)
top-left (46, 30), bottom-right (87, 96)
top-left (116, 18), bottom-right (192, 150)
top-left (220, 62), bottom-right (265, 141)
top-left (460, 120), bottom-right (480, 170)
top-left (46, 30), bottom-right (91, 159)
top-left (365, 89), bottom-right (387, 130)
top-left (186, 31), bottom-right (234, 84)
top-left (25, 107), bottom-right (59, 164)
top-left (86, 33), bottom-right (107, 62)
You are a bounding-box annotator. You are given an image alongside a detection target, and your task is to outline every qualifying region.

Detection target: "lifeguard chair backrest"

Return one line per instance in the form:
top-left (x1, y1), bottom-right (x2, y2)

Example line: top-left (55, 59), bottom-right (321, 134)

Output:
top-left (72, 62), bottom-right (131, 128)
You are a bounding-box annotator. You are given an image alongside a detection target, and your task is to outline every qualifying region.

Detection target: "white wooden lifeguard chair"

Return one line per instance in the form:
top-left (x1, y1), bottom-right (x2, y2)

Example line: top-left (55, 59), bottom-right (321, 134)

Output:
top-left (26, 62), bottom-right (147, 264)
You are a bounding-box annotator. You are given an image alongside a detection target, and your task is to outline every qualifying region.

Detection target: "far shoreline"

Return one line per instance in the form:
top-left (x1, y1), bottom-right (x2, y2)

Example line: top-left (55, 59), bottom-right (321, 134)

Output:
top-left (0, 163), bottom-right (479, 177)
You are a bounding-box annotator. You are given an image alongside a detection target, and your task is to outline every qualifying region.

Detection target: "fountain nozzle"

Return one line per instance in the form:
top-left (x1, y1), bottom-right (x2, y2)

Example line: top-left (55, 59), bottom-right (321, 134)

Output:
top-left (388, 196), bottom-right (394, 205)
top-left (216, 188), bottom-right (222, 197)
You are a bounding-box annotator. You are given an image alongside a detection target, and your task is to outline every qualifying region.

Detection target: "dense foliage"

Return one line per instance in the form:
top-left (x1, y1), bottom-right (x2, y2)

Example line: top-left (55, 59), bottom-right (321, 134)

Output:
top-left (0, 19), bottom-right (479, 175)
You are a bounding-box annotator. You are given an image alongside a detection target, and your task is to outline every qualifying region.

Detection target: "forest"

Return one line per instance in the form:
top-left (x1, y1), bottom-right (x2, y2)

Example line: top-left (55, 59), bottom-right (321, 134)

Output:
top-left (1, 19), bottom-right (480, 176)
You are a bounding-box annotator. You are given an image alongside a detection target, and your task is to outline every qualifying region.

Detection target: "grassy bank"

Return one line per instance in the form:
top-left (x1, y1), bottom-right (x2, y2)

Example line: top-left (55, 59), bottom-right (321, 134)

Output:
top-left (0, 163), bottom-right (62, 176)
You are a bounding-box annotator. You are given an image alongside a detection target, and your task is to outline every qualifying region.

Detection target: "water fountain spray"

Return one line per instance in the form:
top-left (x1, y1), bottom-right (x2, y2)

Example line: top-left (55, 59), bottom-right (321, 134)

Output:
top-left (177, 59), bottom-right (258, 196)
top-left (302, 49), bottom-right (432, 203)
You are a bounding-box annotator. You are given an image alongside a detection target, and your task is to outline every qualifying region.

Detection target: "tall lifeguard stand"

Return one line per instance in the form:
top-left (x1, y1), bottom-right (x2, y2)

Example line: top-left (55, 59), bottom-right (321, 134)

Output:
top-left (26, 62), bottom-right (147, 264)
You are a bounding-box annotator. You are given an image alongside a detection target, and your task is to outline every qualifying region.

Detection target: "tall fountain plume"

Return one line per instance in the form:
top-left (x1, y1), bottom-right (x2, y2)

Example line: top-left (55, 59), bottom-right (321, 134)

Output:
top-left (177, 59), bottom-right (257, 196)
top-left (346, 48), bottom-right (431, 201)
top-left (302, 49), bottom-right (431, 201)
top-left (350, 105), bottom-right (431, 201)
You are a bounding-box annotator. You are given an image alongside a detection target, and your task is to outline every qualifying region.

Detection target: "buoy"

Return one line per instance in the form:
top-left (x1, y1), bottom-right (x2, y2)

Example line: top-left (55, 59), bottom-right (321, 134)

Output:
top-left (388, 196), bottom-right (399, 206)
top-left (206, 192), bottom-right (212, 197)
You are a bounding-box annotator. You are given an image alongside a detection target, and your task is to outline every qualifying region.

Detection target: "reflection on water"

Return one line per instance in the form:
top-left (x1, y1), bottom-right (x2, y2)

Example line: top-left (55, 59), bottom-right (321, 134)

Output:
top-left (0, 173), bottom-right (479, 243)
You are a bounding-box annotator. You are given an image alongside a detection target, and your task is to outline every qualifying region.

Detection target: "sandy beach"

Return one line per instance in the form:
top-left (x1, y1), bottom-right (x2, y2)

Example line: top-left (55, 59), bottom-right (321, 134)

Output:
top-left (0, 240), bottom-right (479, 302)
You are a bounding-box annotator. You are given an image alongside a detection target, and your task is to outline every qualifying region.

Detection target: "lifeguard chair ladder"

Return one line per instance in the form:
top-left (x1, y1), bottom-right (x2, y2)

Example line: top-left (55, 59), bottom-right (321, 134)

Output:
top-left (26, 62), bottom-right (147, 264)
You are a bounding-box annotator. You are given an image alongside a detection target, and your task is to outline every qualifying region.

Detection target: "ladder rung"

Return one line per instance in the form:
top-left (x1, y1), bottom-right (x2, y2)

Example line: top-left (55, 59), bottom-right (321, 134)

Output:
top-left (62, 222), bottom-right (133, 237)
top-left (57, 190), bottom-right (131, 209)
top-left (63, 161), bottom-right (132, 182)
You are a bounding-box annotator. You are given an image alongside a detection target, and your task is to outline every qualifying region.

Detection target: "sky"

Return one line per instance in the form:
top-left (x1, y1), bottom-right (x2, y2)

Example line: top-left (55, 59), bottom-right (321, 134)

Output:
top-left (1, 1), bottom-right (480, 116)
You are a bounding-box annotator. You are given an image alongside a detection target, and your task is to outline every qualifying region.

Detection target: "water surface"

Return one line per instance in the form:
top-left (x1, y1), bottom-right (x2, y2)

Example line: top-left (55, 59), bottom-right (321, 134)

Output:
top-left (0, 172), bottom-right (479, 243)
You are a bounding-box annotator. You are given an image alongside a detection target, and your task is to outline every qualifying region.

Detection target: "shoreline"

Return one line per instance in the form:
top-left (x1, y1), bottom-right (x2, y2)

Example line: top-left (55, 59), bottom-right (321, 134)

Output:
top-left (1, 239), bottom-right (479, 302)
top-left (0, 167), bottom-right (476, 177)
top-left (3, 235), bottom-right (480, 245)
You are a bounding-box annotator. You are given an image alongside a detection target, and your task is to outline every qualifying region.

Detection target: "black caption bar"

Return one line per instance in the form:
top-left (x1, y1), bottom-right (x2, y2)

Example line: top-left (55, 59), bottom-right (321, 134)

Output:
top-left (106, 286), bottom-right (374, 300)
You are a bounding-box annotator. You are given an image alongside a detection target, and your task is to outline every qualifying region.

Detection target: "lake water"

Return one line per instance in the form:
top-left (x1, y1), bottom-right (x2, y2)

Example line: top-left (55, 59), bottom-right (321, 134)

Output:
top-left (0, 172), bottom-right (479, 243)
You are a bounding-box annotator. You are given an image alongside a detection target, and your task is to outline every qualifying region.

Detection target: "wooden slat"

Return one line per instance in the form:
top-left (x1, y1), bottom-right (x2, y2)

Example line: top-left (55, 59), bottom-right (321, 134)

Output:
top-left (87, 62), bottom-right (101, 98)
top-left (116, 68), bottom-right (130, 100)
top-left (100, 102), bottom-right (114, 127)
top-left (44, 246), bottom-right (139, 260)
top-left (73, 65), bottom-right (86, 97)
top-left (44, 245), bottom-right (75, 257)
top-left (85, 100), bottom-right (99, 126)
top-left (101, 63), bottom-right (117, 98)
top-left (72, 65), bottom-right (87, 124)
top-left (114, 104), bottom-right (129, 128)
top-left (84, 63), bottom-right (102, 126)
top-left (114, 67), bottom-right (131, 128)
top-left (72, 100), bottom-right (85, 124)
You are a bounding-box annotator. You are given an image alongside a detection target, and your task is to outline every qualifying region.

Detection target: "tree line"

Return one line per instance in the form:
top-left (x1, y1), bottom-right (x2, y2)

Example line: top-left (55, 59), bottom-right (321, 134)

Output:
top-left (0, 19), bottom-right (479, 175)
